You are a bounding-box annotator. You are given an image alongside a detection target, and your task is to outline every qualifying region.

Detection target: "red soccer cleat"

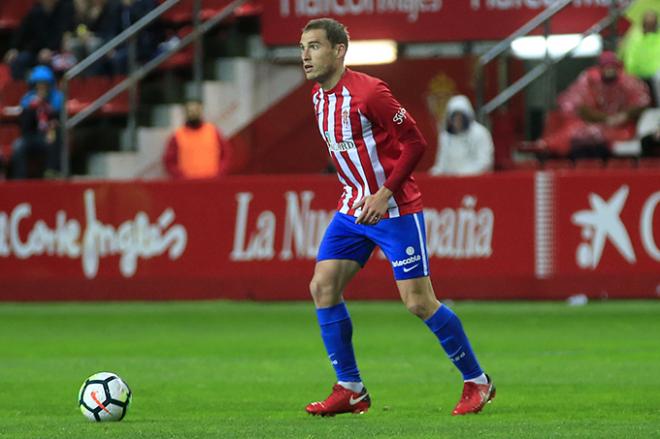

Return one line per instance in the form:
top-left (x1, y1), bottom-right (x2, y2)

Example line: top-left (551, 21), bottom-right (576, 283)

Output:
top-left (451, 375), bottom-right (496, 415)
top-left (305, 384), bottom-right (371, 416)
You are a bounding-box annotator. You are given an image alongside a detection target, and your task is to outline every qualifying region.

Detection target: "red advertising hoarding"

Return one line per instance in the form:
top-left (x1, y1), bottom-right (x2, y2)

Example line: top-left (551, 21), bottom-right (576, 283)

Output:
top-left (0, 170), bottom-right (658, 301)
top-left (261, 1), bottom-right (625, 45)
top-left (550, 170), bottom-right (660, 298)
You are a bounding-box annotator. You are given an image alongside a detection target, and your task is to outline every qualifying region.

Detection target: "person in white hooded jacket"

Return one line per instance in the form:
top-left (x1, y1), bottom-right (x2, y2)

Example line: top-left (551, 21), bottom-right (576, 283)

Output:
top-left (428, 95), bottom-right (494, 176)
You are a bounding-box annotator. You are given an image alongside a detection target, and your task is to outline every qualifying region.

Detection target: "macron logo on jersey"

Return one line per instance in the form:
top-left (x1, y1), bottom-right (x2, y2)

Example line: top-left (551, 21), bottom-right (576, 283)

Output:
top-left (393, 107), bottom-right (407, 125)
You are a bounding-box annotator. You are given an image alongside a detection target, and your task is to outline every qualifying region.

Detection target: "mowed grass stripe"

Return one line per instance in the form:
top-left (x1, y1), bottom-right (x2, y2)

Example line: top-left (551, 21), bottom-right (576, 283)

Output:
top-left (0, 301), bottom-right (658, 438)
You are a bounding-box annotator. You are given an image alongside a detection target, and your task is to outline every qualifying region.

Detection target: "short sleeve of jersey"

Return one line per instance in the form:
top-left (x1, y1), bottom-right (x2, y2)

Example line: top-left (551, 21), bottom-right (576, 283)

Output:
top-left (364, 80), bottom-right (418, 140)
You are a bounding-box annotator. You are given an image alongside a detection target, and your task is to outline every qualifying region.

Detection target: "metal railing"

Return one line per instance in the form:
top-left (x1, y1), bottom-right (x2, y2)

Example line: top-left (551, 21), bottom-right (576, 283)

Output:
top-left (475, 0), bottom-right (627, 123)
top-left (59, 0), bottom-right (249, 177)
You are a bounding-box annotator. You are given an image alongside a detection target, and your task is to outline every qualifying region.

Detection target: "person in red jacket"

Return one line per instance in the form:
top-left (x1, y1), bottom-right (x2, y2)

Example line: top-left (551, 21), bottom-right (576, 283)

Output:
top-left (163, 99), bottom-right (231, 179)
top-left (537, 51), bottom-right (650, 159)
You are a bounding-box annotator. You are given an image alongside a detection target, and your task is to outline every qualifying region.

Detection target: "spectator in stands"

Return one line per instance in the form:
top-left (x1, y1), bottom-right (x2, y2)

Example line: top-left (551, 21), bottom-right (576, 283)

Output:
top-left (535, 51), bottom-right (650, 160)
top-left (3, 0), bottom-right (75, 80)
top-left (428, 95), bottom-right (493, 176)
top-left (109, 0), bottom-right (161, 74)
top-left (621, 10), bottom-right (660, 106)
top-left (10, 66), bottom-right (63, 179)
top-left (64, 0), bottom-right (122, 75)
top-left (163, 100), bottom-right (231, 179)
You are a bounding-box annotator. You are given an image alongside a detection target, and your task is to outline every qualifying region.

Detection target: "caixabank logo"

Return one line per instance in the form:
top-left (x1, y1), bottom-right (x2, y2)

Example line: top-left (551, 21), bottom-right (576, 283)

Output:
top-left (571, 185), bottom-right (660, 270)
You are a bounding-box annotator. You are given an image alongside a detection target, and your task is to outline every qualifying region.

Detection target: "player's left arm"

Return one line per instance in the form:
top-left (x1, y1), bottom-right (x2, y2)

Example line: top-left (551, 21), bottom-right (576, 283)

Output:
top-left (355, 81), bottom-right (427, 224)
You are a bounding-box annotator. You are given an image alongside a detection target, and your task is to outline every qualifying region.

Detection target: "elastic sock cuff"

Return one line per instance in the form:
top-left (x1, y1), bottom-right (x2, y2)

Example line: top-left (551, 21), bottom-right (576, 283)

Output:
top-left (424, 304), bottom-right (456, 333)
top-left (316, 302), bottom-right (350, 325)
top-left (463, 369), bottom-right (485, 381)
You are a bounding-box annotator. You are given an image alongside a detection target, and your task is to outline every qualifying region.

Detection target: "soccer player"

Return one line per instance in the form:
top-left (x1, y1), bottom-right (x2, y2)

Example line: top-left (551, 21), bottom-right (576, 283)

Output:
top-left (300, 18), bottom-right (495, 417)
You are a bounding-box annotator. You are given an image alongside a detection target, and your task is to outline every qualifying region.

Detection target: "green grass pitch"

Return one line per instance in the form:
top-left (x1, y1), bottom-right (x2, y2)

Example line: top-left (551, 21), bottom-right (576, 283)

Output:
top-left (1, 300), bottom-right (659, 438)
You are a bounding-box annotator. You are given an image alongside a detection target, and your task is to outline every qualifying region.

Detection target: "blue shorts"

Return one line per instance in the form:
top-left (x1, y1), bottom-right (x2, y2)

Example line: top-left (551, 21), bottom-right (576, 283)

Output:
top-left (317, 212), bottom-right (430, 280)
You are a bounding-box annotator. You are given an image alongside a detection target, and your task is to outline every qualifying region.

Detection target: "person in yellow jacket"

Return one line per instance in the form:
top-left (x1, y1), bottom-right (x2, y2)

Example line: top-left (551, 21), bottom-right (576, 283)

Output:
top-left (622, 10), bottom-right (660, 106)
top-left (163, 99), bottom-right (231, 178)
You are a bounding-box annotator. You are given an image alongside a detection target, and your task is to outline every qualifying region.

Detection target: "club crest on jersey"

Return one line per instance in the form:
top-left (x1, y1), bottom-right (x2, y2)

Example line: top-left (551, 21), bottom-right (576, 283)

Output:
top-left (393, 107), bottom-right (407, 125)
top-left (324, 131), bottom-right (356, 152)
top-left (341, 109), bottom-right (350, 126)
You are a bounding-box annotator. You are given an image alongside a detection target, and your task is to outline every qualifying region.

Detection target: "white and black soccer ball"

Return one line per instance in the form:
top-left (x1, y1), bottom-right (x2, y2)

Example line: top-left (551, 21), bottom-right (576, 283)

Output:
top-left (78, 372), bottom-right (132, 422)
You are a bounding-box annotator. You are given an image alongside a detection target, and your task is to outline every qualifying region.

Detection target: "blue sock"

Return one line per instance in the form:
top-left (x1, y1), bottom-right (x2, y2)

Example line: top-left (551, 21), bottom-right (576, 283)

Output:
top-left (424, 305), bottom-right (483, 380)
top-left (316, 303), bottom-right (361, 383)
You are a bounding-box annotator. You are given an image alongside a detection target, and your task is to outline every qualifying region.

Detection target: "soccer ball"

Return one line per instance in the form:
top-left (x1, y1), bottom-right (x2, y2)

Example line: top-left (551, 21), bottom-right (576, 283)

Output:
top-left (78, 372), bottom-right (132, 422)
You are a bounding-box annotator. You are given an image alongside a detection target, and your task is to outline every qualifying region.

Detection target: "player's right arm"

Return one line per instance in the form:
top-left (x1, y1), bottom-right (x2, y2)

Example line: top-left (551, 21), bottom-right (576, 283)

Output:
top-left (355, 81), bottom-right (427, 224)
top-left (364, 81), bottom-right (427, 194)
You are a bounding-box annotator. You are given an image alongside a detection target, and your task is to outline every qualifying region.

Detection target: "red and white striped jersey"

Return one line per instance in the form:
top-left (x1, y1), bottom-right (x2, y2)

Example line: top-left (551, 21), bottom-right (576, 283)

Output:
top-left (312, 69), bottom-right (424, 218)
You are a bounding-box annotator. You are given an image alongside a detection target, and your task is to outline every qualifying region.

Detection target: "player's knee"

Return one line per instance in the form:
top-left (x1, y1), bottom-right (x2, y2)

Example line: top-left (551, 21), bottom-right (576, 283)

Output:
top-left (406, 302), bottom-right (430, 319)
top-left (309, 276), bottom-right (334, 301)
top-left (405, 298), bottom-right (438, 319)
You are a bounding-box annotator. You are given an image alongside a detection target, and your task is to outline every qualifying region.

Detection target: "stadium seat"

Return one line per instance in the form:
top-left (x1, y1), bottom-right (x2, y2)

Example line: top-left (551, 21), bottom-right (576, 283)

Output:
top-left (100, 76), bottom-right (131, 115)
top-left (491, 110), bottom-right (519, 170)
top-left (0, 80), bottom-right (27, 107)
top-left (160, 0), bottom-right (260, 24)
top-left (542, 159), bottom-right (573, 170)
top-left (606, 157), bottom-right (636, 169)
top-left (66, 77), bottom-right (89, 115)
top-left (0, 0), bottom-right (34, 30)
top-left (638, 157), bottom-right (660, 168)
top-left (234, 1), bottom-right (262, 17)
top-left (0, 80), bottom-right (28, 121)
top-left (574, 159), bottom-right (605, 169)
top-left (161, 0), bottom-right (222, 23)
top-left (158, 45), bottom-right (195, 70)
top-left (511, 160), bottom-right (541, 170)
top-left (0, 123), bottom-right (19, 159)
top-left (66, 76), bottom-right (131, 117)
top-left (158, 27), bottom-right (195, 70)
top-left (0, 64), bottom-right (10, 92)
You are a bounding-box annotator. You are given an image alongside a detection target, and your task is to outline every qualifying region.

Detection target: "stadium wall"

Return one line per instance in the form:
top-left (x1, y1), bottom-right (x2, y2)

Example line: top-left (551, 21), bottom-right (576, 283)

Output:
top-left (0, 170), bottom-right (658, 301)
top-left (227, 58), bottom-right (525, 174)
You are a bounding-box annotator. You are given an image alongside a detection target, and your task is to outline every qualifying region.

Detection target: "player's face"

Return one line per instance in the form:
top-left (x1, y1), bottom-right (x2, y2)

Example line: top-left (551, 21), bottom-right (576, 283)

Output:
top-left (300, 29), bottom-right (343, 84)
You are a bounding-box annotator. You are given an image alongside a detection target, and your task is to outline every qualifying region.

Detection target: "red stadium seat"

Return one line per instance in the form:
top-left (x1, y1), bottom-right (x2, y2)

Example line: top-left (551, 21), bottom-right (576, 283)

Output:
top-left (0, 80), bottom-right (28, 121)
top-left (0, 0), bottom-right (35, 30)
top-left (101, 76), bottom-right (131, 115)
top-left (606, 157), bottom-right (636, 169)
top-left (66, 76), bottom-right (132, 117)
top-left (0, 80), bottom-right (27, 107)
top-left (542, 159), bottom-right (573, 170)
top-left (0, 124), bottom-right (20, 159)
top-left (234, 1), bottom-right (262, 17)
top-left (66, 77), bottom-right (89, 115)
top-left (158, 45), bottom-right (195, 70)
top-left (161, 0), bottom-right (214, 23)
top-left (511, 160), bottom-right (541, 171)
top-left (158, 26), bottom-right (195, 70)
top-left (160, 0), bottom-right (259, 23)
top-left (638, 157), bottom-right (660, 168)
top-left (574, 159), bottom-right (605, 169)
top-left (0, 64), bottom-right (10, 92)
